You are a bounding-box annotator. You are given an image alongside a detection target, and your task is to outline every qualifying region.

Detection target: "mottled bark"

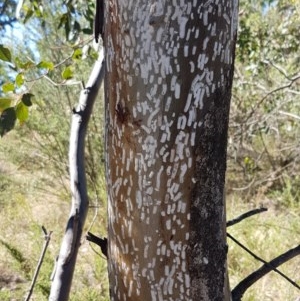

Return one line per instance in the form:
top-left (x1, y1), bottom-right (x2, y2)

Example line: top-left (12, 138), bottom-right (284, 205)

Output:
top-left (104, 1), bottom-right (238, 300)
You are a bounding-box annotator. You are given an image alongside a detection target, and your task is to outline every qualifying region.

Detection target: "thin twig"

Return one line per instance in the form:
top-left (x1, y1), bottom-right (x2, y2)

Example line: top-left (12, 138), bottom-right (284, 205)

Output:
top-left (42, 75), bottom-right (82, 87)
top-left (231, 243), bottom-right (300, 301)
top-left (245, 73), bottom-right (300, 123)
top-left (231, 177), bottom-right (256, 191)
top-left (227, 233), bottom-right (300, 297)
top-left (226, 208), bottom-right (268, 227)
top-left (278, 110), bottom-right (300, 121)
top-left (262, 60), bottom-right (289, 79)
top-left (24, 227), bottom-right (52, 301)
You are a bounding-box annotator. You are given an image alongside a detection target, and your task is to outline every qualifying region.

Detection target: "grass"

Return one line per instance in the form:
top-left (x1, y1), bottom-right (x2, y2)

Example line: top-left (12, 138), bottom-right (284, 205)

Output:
top-left (0, 131), bottom-right (109, 300)
top-left (227, 195), bottom-right (300, 300)
top-left (0, 122), bottom-right (299, 301)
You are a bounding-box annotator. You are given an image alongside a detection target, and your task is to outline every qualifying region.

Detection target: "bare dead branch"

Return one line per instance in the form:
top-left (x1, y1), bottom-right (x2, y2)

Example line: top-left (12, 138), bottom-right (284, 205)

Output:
top-left (231, 243), bottom-right (300, 301)
top-left (49, 50), bottom-right (105, 301)
top-left (228, 233), bottom-right (300, 301)
top-left (24, 227), bottom-right (52, 301)
top-left (226, 208), bottom-right (268, 227)
top-left (86, 232), bottom-right (108, 258)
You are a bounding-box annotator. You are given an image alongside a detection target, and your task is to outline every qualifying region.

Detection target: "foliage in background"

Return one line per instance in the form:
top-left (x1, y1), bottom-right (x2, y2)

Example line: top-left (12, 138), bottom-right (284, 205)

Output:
top-left (0, 0), bottom-right (299, 300)
top-left (0, 0), bottom-right (107, 299)
top-left (229, 0), bottom-right (300, 207)
top-left (0, 0), bottom-right (18, 31)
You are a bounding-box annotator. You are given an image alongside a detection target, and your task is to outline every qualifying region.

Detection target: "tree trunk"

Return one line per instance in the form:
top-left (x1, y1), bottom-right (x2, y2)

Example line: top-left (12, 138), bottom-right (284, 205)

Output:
top-left (104, 1), bottom-right (238, 300)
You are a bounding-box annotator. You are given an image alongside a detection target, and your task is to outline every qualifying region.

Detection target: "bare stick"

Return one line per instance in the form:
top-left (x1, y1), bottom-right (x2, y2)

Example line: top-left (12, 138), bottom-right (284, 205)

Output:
top-left (226, 208), bottom-right (268, 227)
top-left (228, 233), bottom-right (300, 301)
top-left (49, 50), bottom-right (105, 301)
top-left (24, 226), bottom-right (52, 301)
top-left (231, 243), bottom-right (300, 300)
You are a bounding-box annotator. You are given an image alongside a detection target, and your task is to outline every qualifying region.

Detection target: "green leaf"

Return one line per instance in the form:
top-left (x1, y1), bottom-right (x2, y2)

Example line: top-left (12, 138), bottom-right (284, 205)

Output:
top-left (61, 66), bottom-right (73, 80)
top-left (15, 73), bottom-right (24, 87)
top-left (0, 98), bottom-right (12, 112)
top-left (15, 58), bottom-right (35, 70)
top-left (33, 3), bottom-right (44, 18)
top-left (67, 3), bottom-right (75, 14)
top-left (2, 82), bottom-right (15, 93)
top-left (15, 102), bottom-right (29, 123)
top-left (0, 45), bottom-right (12, 62)
top-left (58, 13), bottom-right (70, 39)
top-left (37, 61), bottom-right (54, 70)
top-left (21, 93), bottom-right (34, 107)
top-left (23, 8), bottom-right (34, 24)
top-left (64, 21), bottom-right (71, 40)
top-left (74, 21), bottom-right (81, 32)
top-left (0, 107), bottom-right (16, 137)
top-left (58, 13), bottom-right (67, 29)
top-left (82, 28), bottom-right (93, 35)
top-left (72, 48), bottom-right (82, 61)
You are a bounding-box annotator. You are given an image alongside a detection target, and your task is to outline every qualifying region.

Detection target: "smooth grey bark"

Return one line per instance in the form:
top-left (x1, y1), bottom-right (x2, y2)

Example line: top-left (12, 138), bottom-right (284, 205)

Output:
top-left (104, 1), bottom-right (238, 300)
top-left (49, 52), bottom-right (104, 301)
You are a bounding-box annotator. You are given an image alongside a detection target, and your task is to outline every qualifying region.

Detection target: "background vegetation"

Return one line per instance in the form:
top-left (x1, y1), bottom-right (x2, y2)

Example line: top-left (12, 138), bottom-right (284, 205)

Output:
top-left (0, 0), bottom-right (299, 300)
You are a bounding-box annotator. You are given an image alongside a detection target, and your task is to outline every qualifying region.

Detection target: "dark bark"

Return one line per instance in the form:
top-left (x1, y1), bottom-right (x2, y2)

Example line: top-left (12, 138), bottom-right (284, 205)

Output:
top-left (86, 232), bottom-right (108, 258)
top-left (94, 0), bottom-right (104, 43)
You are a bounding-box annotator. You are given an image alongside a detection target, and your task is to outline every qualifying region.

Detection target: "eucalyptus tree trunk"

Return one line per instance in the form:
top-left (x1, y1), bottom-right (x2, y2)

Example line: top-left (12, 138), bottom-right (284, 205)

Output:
top-left (104, 1), bottom-right (238, 300)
